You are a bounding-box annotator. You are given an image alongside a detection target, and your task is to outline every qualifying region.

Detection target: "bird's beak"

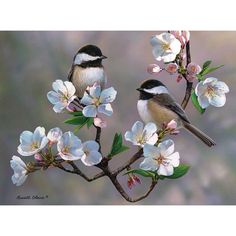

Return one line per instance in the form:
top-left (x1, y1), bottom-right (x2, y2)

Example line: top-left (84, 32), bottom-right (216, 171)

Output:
top-left (136, 88), bottom-right (143, 92)
top-left (101, 55), bottom-right (107, 59)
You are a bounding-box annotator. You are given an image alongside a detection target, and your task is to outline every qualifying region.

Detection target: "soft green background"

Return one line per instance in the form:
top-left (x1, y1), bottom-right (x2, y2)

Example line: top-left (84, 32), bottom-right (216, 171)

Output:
top-left (0, 31), bottom-right (235, 204)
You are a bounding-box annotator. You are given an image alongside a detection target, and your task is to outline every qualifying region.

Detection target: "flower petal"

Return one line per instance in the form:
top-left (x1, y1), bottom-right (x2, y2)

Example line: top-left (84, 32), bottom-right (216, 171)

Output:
top-left (100, 87), bottom-right (117, 103)
top-left (89, 85), bottom-right (101, 98)
top-left (33, 127), bottom-right (46, 143)
top-left (20, 131), bottom-right (33, 145)
top-left (98, 104), bottom-right (113, 116)
top-left (53, 102), bottom-right (66, 113)
top-left (203, 77), bottom-right (218, 85)
top-left (82, 105), bottom-right (97, 117)
top-left (64, 81), bottom-right (76, 97)
top-left (162, 53), bottom-right (177, 63)
top-left (158, 139), bottom-right (174, 157)
top-left (198, 95), bottom-right (210, 109)
top-left (143, 144), bottom-right (160, 159)
top-left (140, 157), bottom-right (158, 171)
top-left (80, 93), bottom-right (94, 106)
top-left (47, 91), bottom-right (60, 104)
top-left (209, 94), bottom-right (226, 107)
top-left (146, 133), bottom-right (158, 145)
top-left (157, 164), bottom-right (174, 176)
top-left (81, 151), bottom-right (102, 166)
top-left (143, 122), bottom-right (157, 138)
top-left (83, 140), bottom-right (99, 152)
top-left (52, 80), bottom-right (66, 93)
top-left (131, 121), bottom-right (144, 136)
top-left (214, 81), bottom-right (229, 94)
top-left (168, 152), bottom-right (180, 167)
top-left (195, 81), bottom-right (206, 96)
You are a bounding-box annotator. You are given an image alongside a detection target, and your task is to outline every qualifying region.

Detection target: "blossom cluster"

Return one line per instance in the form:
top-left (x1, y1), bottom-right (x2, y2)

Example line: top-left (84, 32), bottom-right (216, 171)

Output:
top-left (10, 126), bottom-right (102, 186)
top-left (147, 31), bottom-right (229, 109)
top-left (125, 121), bottom-right (180, 177)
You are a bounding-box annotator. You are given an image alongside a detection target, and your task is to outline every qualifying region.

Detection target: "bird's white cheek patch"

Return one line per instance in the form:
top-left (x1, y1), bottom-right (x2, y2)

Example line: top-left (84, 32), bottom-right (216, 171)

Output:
top-left (144, 86), bottom-right (169, 95)
top-left (74, 53), bottom-right (101, 65)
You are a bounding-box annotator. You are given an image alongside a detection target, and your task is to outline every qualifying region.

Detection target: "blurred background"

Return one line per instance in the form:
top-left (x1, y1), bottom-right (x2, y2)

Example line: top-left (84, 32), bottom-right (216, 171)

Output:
top-left (0, 31), bottom-right (235, 205)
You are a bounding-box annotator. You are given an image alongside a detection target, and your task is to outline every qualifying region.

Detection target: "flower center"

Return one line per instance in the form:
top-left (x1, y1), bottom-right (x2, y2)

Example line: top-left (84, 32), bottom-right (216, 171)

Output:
top-left (62, 146), bottom-right (69, 154)
top-left (31, 142), bottom-right (39, 149)
top-left (155, 155), bottom-right (164, 165)
top-left (206, 85), bottom-right (215, 97)
top-left (162, 43), bottom-right (171, 51)
top-left (93, 98), bottom-right (101, 107)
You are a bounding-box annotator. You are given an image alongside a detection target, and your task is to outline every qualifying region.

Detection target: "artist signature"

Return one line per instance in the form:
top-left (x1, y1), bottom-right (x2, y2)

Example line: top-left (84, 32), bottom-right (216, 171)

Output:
top-left (16, 195), bottom-right (48, 200)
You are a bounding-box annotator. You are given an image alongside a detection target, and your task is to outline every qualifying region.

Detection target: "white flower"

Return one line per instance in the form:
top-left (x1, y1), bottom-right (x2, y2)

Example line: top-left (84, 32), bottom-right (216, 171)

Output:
top-left (47, 127), bottom-right (63, 143)
top-left (80, 84), bottom-right (117, 117)
top-left (10, 156), bottom-right (28, 186)
top-left (150, 33), bottom-right (181, 63)
top-left (47, 80), bottom-right (76, 113)
top-left (17, 126), bottom-right (48, 156)
top-left (57, 131), bottom-right (84, 161)
top-left (125, 121), bottom-right (158, 147)
top-left (140, 139), bottom-right (180, 176)
top-left (195, 77), bottom-right (229, 108)
top-left (81, 141), bottom-right (102, 166)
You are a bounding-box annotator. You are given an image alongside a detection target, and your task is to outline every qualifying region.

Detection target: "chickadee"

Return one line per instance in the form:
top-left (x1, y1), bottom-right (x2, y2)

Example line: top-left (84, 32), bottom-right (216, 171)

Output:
top-left (137, 79), bottom-right (216, 147)
top-left (68, 44), bottom-right (107, 98)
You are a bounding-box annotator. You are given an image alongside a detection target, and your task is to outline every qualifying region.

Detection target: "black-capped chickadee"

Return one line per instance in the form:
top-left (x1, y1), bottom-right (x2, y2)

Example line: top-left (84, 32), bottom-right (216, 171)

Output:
top-left (68, 44), bottom-right (107, 97)
top-left (137, 79), bottom-right (216, 147)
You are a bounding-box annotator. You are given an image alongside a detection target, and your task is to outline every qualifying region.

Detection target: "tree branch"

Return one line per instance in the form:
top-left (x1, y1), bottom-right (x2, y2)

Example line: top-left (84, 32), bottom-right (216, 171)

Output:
top-left (181, 40), bottom-right (193, 109)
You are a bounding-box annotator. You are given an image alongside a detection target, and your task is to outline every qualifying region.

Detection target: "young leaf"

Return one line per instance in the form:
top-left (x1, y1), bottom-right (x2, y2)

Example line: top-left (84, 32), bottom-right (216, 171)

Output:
top-left (200, 65), bottom-right (224, 76)
top-left (163, 164), bottom-right (190, 179)
top-left (124, 169), bottom-right (156, 179)
top-left (191, 90), bottom-right (205, 114)
top-left (68, 111), bottom-right (83, 116)
top-left (108, 133), bottom-right (129, 158)
top-left (64, 116), bottom-right (88, 125)
top-left (202, 60), bottom-right (212, 70)
top-left (87, 118), bottom-right (94, 128)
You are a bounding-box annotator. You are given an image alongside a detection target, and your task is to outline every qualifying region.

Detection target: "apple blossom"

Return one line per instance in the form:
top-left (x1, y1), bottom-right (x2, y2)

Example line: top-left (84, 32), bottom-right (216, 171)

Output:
top-left (10, 156), bottom-right (28, 186)
top-left (195, 77), bottom-right (229, 108)
top-left (187, 62), bottom-right (201, 76)
top-left (140, 139), bottom-right (180, 176)
top-left (150, 33), bottom-right (181, 63)
top-left (47, 80), bottom-right (76, 113)
top-left (57, 131), bottom-right (84, 161)
top-left (125, 121), bottom-right (158, 147)
top-left (47, 127), bottom-right (63, 144)
top-left (165, 63), bottom-right (178, 74)
top-left (17, 126), bottom-right (49, 156)
top-left (80, 84), bottom-right (117, 117)
top-left (171, 31), bottom-right (190, 46)
top-left (81, 141), bottom-right (102, 166)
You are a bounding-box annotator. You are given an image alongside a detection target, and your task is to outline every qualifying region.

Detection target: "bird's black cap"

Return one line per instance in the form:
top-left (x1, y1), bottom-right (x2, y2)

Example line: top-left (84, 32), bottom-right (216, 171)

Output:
top-left (137, 79), bottom-right (166, 91)
top-left (78, 44), bottom-right (105, 57)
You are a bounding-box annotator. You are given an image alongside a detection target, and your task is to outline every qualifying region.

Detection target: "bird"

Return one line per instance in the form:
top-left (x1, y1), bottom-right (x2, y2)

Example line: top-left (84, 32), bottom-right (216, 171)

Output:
top-left (68, 44), bottom-right (107, 98)
top-left (136, 79), bottom-right (216, 147)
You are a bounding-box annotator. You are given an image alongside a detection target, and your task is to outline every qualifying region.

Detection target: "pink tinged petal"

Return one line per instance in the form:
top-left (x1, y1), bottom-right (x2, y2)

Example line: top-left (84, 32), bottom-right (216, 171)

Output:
top-left (53, 102), bottom-right (66, 113)
top-left (47, 91), bottom-right (60, 104)
top-left (94, 117), bottom-right (107, 128)
top-left (214, 81), bottom-right (229, 94)
top-left (187, 75), bottom-right (197, 82)
top-left (182, 31), bottom-right (190, 42)
top-left (140, 157), bottom-right (158, 171)
top-left (195, 81), bottom-right (206, 96)
top-left (157, 164), bottom-right (174, 176)
top-left (82, 105), bottom-right (97, 117)
top-left (147, 64), bottom-right (162, 75)
top-left (209, 94), bottom-right (226, 107)
top-left (89, 85), bottom-right (101, 98)
top-left (80, 93), bottom-right (94, 105)
top-left (158, 139), bottom-right (174, 157)
top-left (131, 121), bottom-right (144, 136)
top-left (100, 87), bottom-right (117, 103)
top-left (187, 62), bottom-right (201, 75)
top-left (98, 104), bottom-right (113, 116)
top-left (47, 127), bottom-right (62, 143)
top-left (197, 95), bottom-right (210, 109)
top-left (81, 151), bottom-right (102, 166)
top-left (20, 131), bottom-right (33, 145)
top-left (165, 63), bottom-right (178, 74)
top-left (34, 153), bottom-right (43, 161)
top-left (167, 120), bottom-right (177, 129)
top-left (64, 81), bottom-right (76, 97)
top-left (203, 77), bottom-right (218, 85)
top-left (168, 152), bottom-right (180, 167)
top-left (143, 144), bottom-right (160, 159)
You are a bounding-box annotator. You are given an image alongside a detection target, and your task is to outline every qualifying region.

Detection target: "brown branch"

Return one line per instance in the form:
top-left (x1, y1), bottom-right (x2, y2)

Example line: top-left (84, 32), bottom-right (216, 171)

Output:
top-left (95, 126), bottom-right (102, 153)
top-left (181, 40), bottom-right (193, 109)
top-left (108, 175), bottom-right (158, 203)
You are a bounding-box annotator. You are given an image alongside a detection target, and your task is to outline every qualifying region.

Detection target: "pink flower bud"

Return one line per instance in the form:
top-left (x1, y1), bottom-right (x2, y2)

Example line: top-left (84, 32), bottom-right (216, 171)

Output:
top-left (133, 175), bottom-right (141, 184)
top-left (187, 62), bottom-right (201, 75)
top-left (176, 74), bottom-right (183, 83)
top-left (167, 120), bottom-right (177, 130)
top-left (182, 31), bottom-right (190, 42)
top-left (34, 153), bottom-right (43, 161)
top-left (127, 177), bottom-right (134, 189)
top-left (94, 117), bottom-right (107, 128)
top-left (170, 31), bottom-right (186, 46)
top-left (147, 64), bottom-right (162, 75)
top-left (186, 75), bottom-right (197, 82)
top-left (165, 63), bottom-right (178, 74)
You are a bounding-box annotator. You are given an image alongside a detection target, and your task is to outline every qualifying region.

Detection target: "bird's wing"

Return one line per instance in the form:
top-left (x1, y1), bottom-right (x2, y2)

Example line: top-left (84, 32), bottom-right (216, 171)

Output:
top-left (153, 94), bottom-right (190, 123)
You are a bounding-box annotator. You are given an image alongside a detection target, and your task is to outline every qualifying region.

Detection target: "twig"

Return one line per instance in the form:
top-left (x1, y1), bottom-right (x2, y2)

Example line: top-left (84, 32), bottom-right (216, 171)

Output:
top-left (95, 126), bottom-right (102, 153)
top-left (181, 40), bottom-right (193, 109)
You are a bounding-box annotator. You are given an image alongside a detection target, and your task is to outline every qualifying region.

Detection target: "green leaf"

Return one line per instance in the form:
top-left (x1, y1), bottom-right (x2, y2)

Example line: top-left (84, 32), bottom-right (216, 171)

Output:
top-left (108, 133), bottom-right (129, 158)
top-left (161, 164), bottom-right (190, 179)
top-left (64, 116), bottom-right (88, 125)
top-left (202, 60), bottom-right (212, 70)
top-left (196, 74), bottom-right (205, 81)
top-left (124, 169), bottom-right (156, 179)
top-left (191, 90), bottom-right (205, 114)
top-left (68, 111), bottom-right (83, 116)
top-left (86, 118), bottom-right (94, 128)
top-left (200, 65), bottom-right (224, 76)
